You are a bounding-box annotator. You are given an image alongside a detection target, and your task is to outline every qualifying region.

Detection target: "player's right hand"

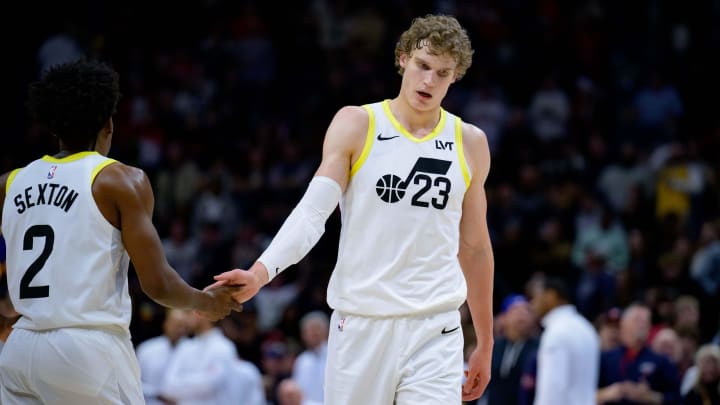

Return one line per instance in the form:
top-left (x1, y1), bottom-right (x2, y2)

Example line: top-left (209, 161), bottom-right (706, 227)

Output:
top-left (198, 285), bottom-right (244, 322)
top-left (208, 262), bottom-right (269, 303)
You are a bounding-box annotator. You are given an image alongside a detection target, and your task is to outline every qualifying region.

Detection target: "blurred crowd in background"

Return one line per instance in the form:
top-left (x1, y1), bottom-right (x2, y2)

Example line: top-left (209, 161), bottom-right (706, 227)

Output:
top-left (2, 0), bottom-right (720, 404)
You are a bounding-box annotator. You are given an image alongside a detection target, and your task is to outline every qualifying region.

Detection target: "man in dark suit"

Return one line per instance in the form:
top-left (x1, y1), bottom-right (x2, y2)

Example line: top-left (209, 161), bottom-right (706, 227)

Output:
top-left (485, 294), bottom-right (539, 405)
top-left (596, 303), bottom-right (681, 404)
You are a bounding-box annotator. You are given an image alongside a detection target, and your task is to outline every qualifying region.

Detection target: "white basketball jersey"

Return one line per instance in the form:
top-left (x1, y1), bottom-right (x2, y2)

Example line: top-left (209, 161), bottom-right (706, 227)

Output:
top-left (2, 152), bottom-right (132, 334)
top-left (327, 100), bottom-right (472, 316)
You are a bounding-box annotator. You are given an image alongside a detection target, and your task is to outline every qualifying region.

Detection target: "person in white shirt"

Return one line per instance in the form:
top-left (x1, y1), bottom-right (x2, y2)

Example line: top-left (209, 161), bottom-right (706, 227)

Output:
top-left (227, 358), bottom-right (266, 405)
top-left (292, 311), bottom-right (329, 403)
top-left (277, 378), bottom-right (323, 405)
top-left (136, 309), bottom-right (191, 405)
top-left (160, 312), bottom-right (237, 405)
top-left (531, 276), bottom-right (600, 405)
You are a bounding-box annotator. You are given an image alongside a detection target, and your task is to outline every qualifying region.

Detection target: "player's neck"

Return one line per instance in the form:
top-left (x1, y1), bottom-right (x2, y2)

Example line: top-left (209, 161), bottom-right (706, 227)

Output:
top-left (56, 141), bottom-right (95, 159)
top-left (54, 150), bottom-right (91, 159)
top-left (388, 97), bottom-right (441, 134)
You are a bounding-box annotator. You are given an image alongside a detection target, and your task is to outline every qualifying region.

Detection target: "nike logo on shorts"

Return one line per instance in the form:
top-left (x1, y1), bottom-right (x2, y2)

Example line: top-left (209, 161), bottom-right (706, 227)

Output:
top-left (441, 326), bottom-right (460, 335)
top-left (377, 133), bottom-right (399, 141)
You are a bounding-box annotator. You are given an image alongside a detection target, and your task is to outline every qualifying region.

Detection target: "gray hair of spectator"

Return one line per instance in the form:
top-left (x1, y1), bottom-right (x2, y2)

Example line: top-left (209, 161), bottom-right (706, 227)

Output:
top-left (621, 302), bottom-right (651, 321)
top-left (300, 311), bottom-right (329, 330)
top-left (694, 343), bottom-right (720, 365)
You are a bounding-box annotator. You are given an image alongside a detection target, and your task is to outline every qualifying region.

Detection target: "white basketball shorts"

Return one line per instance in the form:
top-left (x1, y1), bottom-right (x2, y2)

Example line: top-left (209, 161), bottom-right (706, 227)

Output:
top-left (325, 309), bottom-right (464, 405)
top-left (0, 327), bottom-right (144, 404)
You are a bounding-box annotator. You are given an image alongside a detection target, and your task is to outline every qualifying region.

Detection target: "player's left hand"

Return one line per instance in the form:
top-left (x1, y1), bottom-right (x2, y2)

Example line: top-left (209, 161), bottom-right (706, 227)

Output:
top-left (462, 345), bottom-right (492, 401)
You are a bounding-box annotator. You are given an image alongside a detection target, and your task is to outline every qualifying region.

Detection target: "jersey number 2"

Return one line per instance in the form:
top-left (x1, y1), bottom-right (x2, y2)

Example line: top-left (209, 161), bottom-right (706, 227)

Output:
top-left (20, 225), bottom-right (54, 299)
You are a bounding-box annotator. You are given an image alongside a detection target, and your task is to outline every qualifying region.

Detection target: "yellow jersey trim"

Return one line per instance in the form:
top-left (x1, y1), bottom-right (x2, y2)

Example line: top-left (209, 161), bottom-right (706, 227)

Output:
top-left (381, 99), bottom-right (446, 143)
top-left (350, 105), bottom-right (376, 178)
top-left (41, 151), bottom-right (99, 163)
top-left (455, 117), bottom-right (471, 189)
top-left (90, 159), bottom-right (118, 185)
top-left (5, 168), bottom-right (21, 195)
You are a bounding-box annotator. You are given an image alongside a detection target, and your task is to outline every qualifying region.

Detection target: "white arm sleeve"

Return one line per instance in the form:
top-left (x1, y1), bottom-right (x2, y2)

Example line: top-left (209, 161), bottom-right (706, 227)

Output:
top-left (258, 176), bottom-right (342, 282)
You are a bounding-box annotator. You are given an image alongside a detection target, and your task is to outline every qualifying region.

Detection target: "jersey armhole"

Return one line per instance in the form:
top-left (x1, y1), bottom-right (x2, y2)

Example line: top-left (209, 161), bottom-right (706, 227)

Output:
top-left (349, 105), bottom-right (376, 178)
top-left (5, 168), bottom-right (22, 195)
top-left (455, 118), bottom-right (471, 189)
top-left (90, 159), bottom-right (119, 186)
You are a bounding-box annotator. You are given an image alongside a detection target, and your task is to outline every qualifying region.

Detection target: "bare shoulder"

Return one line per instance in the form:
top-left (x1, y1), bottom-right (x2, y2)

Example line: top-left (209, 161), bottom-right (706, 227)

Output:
top-left (93, 161), bottom-right (151, 199)
top-left (324, 105), bottom-right (371, 153)
top-left (333, 105), bottom-right (369, 125)
top-left (460, 122), bottom-right (491, 180)
top-left (0, 171), bottom-right (11, 198)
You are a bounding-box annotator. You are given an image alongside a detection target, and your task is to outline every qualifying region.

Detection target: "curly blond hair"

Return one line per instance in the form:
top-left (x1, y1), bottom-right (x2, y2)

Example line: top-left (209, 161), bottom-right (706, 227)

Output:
top-left (394, 14), bottom-right (474, 80)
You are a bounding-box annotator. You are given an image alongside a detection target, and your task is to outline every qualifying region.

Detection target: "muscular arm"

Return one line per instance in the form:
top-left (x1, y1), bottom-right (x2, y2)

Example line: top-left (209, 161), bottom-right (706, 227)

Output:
top-left (313, 105), bottom-right (369, 189)
top-left (458, 123), bottom-right (495, 400)
top-left (93, 163), bottom-right (216, 311)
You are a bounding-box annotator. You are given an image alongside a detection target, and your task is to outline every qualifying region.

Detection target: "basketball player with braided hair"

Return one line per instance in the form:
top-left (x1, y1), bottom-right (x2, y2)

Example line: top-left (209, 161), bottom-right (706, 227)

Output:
top-left (213, 14), bottom-right (494, 403)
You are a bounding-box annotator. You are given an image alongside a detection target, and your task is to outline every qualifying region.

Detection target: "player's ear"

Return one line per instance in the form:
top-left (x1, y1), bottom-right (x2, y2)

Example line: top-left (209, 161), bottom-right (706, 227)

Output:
top-left (104, 117), bottom-right (114, 137)
top-left (399, 52), bottom-right (409, 69)
top-left (96, 118), bottom-right (114, 156)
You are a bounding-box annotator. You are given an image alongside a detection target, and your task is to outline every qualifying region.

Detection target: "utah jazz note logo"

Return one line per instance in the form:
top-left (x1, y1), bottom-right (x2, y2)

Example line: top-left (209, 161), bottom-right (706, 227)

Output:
top-left (376, 157), bottom-right (452, 209)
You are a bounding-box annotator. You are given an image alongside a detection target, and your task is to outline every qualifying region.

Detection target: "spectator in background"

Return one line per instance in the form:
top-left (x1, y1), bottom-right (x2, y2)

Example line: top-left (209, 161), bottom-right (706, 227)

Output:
top-left (690, 221), bottom-right (720, 302)
top-left (575, 247), bottom-right (617, 322)
top-left (597, 303), bottom-right (681, 405)
top-left (154, 141), bottom-right (201, 225)
top-left (596, 142), bottom-right (650, 214)
top-left (161, 312), bottom-right (237, 404)
top-left (673, 295), bottom-right (701, 333)
top-left (36, 22), bottom-right (84, 76)
top-left (531, 276), bottom-right (600, 405)
top-left (683, 344), bottom-right (720, 405)
top-left (254, 274), bottom-right (300, 333)
top-left (463, 83), bottom-right (508, 152)
top-left (227, 357), bottom-right (266, 405)
top-left (572, 202), bottom-right (629, 274)
top-left (277, 378), bottom-right (322, 405)
top-left (653, 142), bottom-right (707, 229)
top-left (136, 309), bottom-right (191, 405)
top-left (650, 327), bottom-right (683, 372)
top-left (162, 217), bottom-right (199, 283)
top-left (261, 340), bottom-right (294, 405)
top-left (192, 172), bottom-right (239, 240)
top-left (518, 349), bottom-right (538, 405)
top-left (292, 311), bottom-right (329, 404)
top-left (528, 74), bottom-right (570, 143)
top-left (597, 307), bottom-right (623, 352)
top-left (485, 294), bottom-right (538, 405)
top-left (630, 71), bottom-right (683, 145)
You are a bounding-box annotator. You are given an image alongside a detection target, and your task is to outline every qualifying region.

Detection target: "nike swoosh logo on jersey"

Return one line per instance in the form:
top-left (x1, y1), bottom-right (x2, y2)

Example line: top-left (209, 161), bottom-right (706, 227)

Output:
top-left (441, 326), bottom-right (460, 335)
top-left (377, 133), bottom-right (399, 141)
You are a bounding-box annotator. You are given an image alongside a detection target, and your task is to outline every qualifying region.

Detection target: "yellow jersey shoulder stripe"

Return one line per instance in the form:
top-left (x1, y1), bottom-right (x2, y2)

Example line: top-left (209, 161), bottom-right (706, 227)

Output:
top-left (5, 168), bottom-right (22, 195)
top-left (41, 151), bottom-right (98, 163)
top-left (350, 105), bottom-right (376, 178)
top-left (455, 117), bottom-right (471, 189)
top-left (90, 159), bottom-right (118, 185)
